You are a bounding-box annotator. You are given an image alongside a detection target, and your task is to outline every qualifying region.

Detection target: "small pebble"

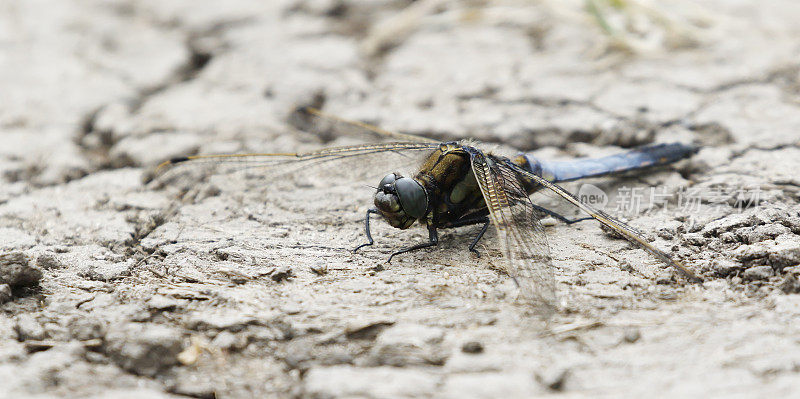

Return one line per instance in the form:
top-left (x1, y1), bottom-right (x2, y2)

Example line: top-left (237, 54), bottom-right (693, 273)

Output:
top-left (461, 341), bottom-right (484, 354)
top-left (536, 368), bottom-right (569, 391)
top-left (655, 273), bottom-right (674, 285)
top-left (147, 294), bottom-right (180, 311)
top-left (68, 317), bottom-right (106, 341)
top-left (743, 265), bottom-right (773, 281)
top-left (780, 274), bottom-right (800, 294)
top-left (713, 259), bottom-right (743, 277)
top-left (35, 253), bottom-right (64, 270)
top-left (657, 290), bottom-right (678, 301)
top-left (769, 234), bottom-right (800, 267)
top-left (79, 260), bottom-right (132, 281)
top-left (104, 323), bottom-right (183, 376)
top-left (0, 284), bottom-right (12, 304)
top-left (168, 380), bottom-right (217, 399)
top-left (14, 315), bottom-right (46, 341)
top-left (719, 232), bottom-right (738, 243)
top-left (270, 265), bottom-right (293, 282)
top-left (310, 264), bottom-right (328, 275)
top-left (623, 328), bottom-right (641, 343)
top-left (282, 305), bottom-right (302, 315)
top-left (745, 224), bottom-right (790, 244)
top-left (177, 338), bottom-right (205, 366)
top-left (0, 252), bottom-right (42, 287)
top-left (682, 233), bottom-right (707, 246)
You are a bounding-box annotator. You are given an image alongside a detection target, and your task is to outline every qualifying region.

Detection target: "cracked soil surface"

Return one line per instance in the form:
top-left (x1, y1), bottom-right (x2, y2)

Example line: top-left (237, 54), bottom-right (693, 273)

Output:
top-left (2, 1), bottom-right (800, 398)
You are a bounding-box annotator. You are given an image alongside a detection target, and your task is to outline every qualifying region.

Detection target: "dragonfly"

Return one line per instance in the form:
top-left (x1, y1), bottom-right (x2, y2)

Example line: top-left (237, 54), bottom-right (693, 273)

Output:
top-left (154, 107), bottom-right (702, 312)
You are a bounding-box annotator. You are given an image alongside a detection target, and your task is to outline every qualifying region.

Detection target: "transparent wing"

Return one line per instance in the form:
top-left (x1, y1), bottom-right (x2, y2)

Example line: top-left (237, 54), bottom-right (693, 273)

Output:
top-left (149, 142), bottom-right (441, 191)
top-left (298, 107), bottom-right (440, 144)
top-left (508, 162), bottom-right (703, 283)
top-left (470, 151), bottom-right (557, 314)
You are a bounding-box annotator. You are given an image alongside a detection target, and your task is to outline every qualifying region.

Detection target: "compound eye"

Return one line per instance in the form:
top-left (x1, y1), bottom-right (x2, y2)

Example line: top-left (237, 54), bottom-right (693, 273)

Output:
top-left (394, 177), bottom-right (427, 219)
top-left (378, 173), bottom-right (397, 189)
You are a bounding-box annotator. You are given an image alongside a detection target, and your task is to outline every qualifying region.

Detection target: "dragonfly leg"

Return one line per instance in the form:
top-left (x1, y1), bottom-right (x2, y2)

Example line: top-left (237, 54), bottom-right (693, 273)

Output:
top-left (468, 219), bottom-right (491, 258)
top-left (531, 204), bottom-right (592, 225)
top-left (387, 224), bottom-right (438, 263)
top-left (444, 216), bottom-right (491, 257)
top-left (353, 208), bottom-right (380, 253)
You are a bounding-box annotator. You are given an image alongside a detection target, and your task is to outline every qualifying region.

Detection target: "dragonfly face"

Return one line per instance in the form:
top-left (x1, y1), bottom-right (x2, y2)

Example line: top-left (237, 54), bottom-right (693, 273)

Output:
top-left (373, 142), bottom-right (489, 231)
top-left (373, 172), bottom-right (427, 229)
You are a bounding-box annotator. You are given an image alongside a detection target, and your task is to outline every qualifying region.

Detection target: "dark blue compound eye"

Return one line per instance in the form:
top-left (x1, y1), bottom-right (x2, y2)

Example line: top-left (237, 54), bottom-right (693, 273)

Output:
top-left (394, 177), bottom-right (427, 219)
top-left (378, 173), bottom-right (397, 189)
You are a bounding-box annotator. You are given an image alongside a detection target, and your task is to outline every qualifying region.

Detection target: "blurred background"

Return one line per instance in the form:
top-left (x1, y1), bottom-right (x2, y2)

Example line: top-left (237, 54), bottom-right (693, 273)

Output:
top-left (2, 0), bottom-right (798, 188)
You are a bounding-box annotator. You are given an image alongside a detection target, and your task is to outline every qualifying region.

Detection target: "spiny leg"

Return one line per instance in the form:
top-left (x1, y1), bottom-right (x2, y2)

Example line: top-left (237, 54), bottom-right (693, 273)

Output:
top-left (353, 208), bottom-right (379, 253)
top-left (387, 223), bottom-right (438, 263)
top-left (531, 204), bottom-right (592, 224)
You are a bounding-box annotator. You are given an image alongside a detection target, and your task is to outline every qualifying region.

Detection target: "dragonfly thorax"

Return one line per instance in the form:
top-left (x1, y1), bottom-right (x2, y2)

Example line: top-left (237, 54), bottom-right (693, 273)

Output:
top-left (373, 173), bottom-right (428, 229)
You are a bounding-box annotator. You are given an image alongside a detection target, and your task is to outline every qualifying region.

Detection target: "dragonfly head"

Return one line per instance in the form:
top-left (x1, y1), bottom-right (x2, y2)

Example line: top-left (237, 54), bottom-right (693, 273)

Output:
top-left (373, 173), bottom-right (428, 229)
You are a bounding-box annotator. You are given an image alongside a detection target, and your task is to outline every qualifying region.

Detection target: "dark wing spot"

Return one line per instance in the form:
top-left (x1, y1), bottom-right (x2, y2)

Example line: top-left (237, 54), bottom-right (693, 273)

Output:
top-left (169, 157), bottom-right (190, 164)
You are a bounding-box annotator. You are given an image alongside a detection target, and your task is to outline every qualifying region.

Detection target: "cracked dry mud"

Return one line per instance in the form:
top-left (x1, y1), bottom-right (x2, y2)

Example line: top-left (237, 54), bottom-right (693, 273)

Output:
top-left (2, 1), bottom-right (800, 398)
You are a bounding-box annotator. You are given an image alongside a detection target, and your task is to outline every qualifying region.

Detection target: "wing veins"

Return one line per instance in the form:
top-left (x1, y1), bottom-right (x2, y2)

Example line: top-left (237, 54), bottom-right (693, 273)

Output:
top-left (471, 153), bottom-right (557, 313)
top-left (507, 161), bottom-right (702, 283)
top-left (155, 142), bottom-right (439, 176)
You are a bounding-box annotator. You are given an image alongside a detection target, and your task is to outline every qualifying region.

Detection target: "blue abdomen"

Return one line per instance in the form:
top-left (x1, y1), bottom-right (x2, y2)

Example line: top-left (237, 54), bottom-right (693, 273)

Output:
top-left (524, 143), bottom-right (696, 183)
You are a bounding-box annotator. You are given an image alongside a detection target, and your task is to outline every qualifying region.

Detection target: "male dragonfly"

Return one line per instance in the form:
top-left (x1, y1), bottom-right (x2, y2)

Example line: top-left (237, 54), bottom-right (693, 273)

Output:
top-left (155, 107), bottom-right (702, 312)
